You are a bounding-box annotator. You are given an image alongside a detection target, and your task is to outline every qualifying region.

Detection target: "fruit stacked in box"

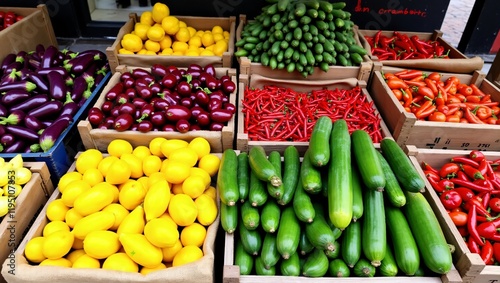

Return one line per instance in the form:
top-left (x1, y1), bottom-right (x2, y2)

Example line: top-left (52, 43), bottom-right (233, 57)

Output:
top-left (220, 117), bottom-right (455, 278)
top-left (0, 11), bottom-right (24, 30)
top-left (0, 155), bottom-right (35, 217)
top-left (21, 137), bottom-right (219, 273)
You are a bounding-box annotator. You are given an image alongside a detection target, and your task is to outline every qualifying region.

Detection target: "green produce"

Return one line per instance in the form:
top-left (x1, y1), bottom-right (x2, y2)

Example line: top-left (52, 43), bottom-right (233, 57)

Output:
top-left (379, 244), bottom-right (398, 277)
top-left (308, 115), bottom-right (332, 167)
top-left (299, 229), bottom-right (315, 255)
top-left (362, 189), bottom-right (386, 267)
top-left (352, 129), bottom-right (386, 191)
top-left (376, 151), bottom-right (406, 207)
top-left (293, 175), bottom-right (316, 223)
top-left (302, 248), bottom-right (329, 277)
top-left (217, 149), bottom-right (239, 206)
top-left (237, 152), bottom-right (250, 202)
top-left (351, 163), bottom-right (364, 221)
top-left (324, 240), bottom-right (340, 259)
top-left (300, 149), bottom-right (322, 194)
top-left (261, 232), bottom-right (281, 269)
top-left (241, 201), bottom-right (260, 230)
top-left (280, 251), bottom-right (301, 276)
top-left (276, 206), bottom-right (301, 259)
top-left (305, 204), bottom-right (336, 251)
top-left (267, 151), bottom-right (285, 199)
top-left (234, 240), bottom-right (253, 275)
top-left (248, 168), bottom-right (268, 207)
top-left (329, 259), bottom-right (350, 277)
top-left (238, 218), bottom-right (262, 256)
top-left (260, 199), bottom-right (281, 233)
top-left (255, 256), bottom-right (276, 275)
top-left (353, 258), bottom-right (376, 277)
top-left (249, 146), bottom-right (282, 187)
top-left (341, 219), bottom-right (362, 268)
top-left (279, 145), bottom-right (300, 205)
top-left (220, 202), bottom-right (238, 233)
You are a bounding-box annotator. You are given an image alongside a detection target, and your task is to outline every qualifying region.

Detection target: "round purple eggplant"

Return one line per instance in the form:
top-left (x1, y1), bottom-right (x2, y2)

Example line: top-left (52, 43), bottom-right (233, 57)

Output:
top-left (119, 102), bottom-right (136, 115)
top-left (210, 109), bottom-right (234, 123)
top-left (176, 81), bottom-right (191, 97)
top-left (137, 120), bottom-right (153, 133)
top-left (209, 122), bottom-right (225, 131)
top-left (114, 113), bottom-right (134, 132)
top-left (161, 73), bottom-right (178, 89)
top-left (196, 111), bottom-right (211, 127)
top-left (166, 105), bottom-right (191, 122)
top-left (105, 82), bottom-right (124, 101)
top-left (100, 101), bottom-right (114, 114)
top-left (88, 108), bottom-right (105, 126)
top-left (176, 119), bottom-right (190, 133)
top-left (1, 133), bottom-right (15, 147)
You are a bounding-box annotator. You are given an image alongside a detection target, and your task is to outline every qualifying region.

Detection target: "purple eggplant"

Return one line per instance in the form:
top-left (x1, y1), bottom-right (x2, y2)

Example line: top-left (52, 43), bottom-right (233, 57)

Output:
top-left (209, 122), bottom-right (225, 131)
top-left (114, 113), bottom-right (134, 132)
top-left (1, 53), bottom-right (16, 72)
top-left (176, 81), bottom-right (192, 97)
top-left (161, 73), bottom-right (178, 89)
top-left (101, 101), bottom-right (114, 114)
top-left (28, 58), bottom-right (41, 70)
top-left (70, 75), bottom-right (87, 101)
top-left (0, 124), bottom-right (6, 136)
top-left (204, 64), bottom-right (216, 77)
top-left (0, 105), bottom-right (7, 117)
top-left (1, 133), bottom-right (15, 147)
top-left (28, 100), bottom-right (63, 120)
top-left (88, 108), bottom-right (105, 126)
top-left (210, 109), bottom-right (233, 123)
top-left (222, 80), bottom-right (236, 94)
top-left (24, 115), bottom-right (45, 131)
top-left (3, 140), bottom-right (26, 153)
top-left (10, 94), bottom-right (50, 113)
top-left (0, 69), bottom-right (19, 86)
top-left (6, 125), bottom-right (39, 141)
top-left (166, 105), bottom-right (191, 122)
top-left (176, 119), bottom-right (190, 133)
top-left (137, 120), bottom-right (153, 133)
top-left (27, 72), bottom-right (49, 93)
top-left (151, 64), bottom-right (168, 79)
top-left (0, 80), bottom-right (36, 93)
top-left (61, 97), bottom-right (79, 117)
top-left (0, 110), bottom-right (25, 126)
top-left (35, 44), bottom-right (45, 56)
top-left (39, 118), bottom-right (70, 152)
top-left (135, 85), bottom-right (153, 100)
top-left (36, 67), bottom-right (68, 77)
top-left (131, 68), bottom-right (152, 79)
top-left (16, 68), bottom-right (34, 81)
top-left (1, 89), bottom-right (30, 106)
top-left (150, 111), bottom-right (166, 127)
top-left (41, 45), bottom-right (58, 68)
top-left (104, 82), bottom-right (124, 101)
top-left (76, 49), bottom-right (106, 61)
top-left (4, 61), bottom-right (22, 75)
top-left (64, 53), bottom-right (93, 74)
top-left (51, 114), bottom-right (73, 125)
top-left (47, 71), bottom-right (67, 101)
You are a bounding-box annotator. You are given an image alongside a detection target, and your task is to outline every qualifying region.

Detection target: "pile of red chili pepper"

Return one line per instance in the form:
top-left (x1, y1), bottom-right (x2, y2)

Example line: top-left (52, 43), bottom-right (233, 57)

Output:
top-left (364, 31), bottom-right (450, 60)
top-left (242, 85), bottom-right (383, 142)
top-left (422, 150), bottom-right (500, 265)
top-left (0, 11), bottom-right (23, 30)
top-left (384, 69), bottom-right (500, 124)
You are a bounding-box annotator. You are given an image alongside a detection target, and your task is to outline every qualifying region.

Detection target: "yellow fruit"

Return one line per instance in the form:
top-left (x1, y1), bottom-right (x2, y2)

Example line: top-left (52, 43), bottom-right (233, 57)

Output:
top-left (149, 137), bottom-right (167, 157)
top-left (118, 180), bottom-right (146, 210)
top-left (180, 222), bottom-right (206, 247)
top-left (212, 25), bottom-right (223, 34)
top-left (24, 236), bottom-right (46, 263)
top-left (4, 183), bottom-right (21, 197)
top-left (182, 175), bottom-right (206, 199)
top-left (201, 32), bottom-right (215, 47)
top-left (105, 159), bottom-right (131, 185)
top-left (6, 154), bottom-right (22, 169)
top-left (144, 218), bottom-right (179, 248)
top-left (189, 167), bottom-right (211, 188)
top-left (142, 155), bottom-right (162, 177)
top-left (121, 33), bottom-right (144, 53)
top-left (163, 160), bottom-right (191, 184)
top-left (168, 194), bottom-right (198, 226)
top-left (132, 145), bottom-right (151, 160)
top-left (46, 199), bottom-right (70, 222)
top-left (187, 26), bottom-right (197, 37)
top-left (93, 181), bottom-right (120, 203)
top-left (185, 49), bottom-right (199, 56)
top-left (72, 254), bottom-right (100, 269)
top-left (102, 203), bottom-right (130, 230)
top-left (134, 22), bottom-right (150, 41)
top-left (147, 171), bottom-right (167, 188)
top-left (43, 220), bottom-right (70, 237)
top-left (76, 149), bottom-right (103, 174)
top-left (171, 41), bottom-right (188, 54)
top-left (213, 40), bottom-right (228, 56)
top-left (171, 183), bottom-right (184, 195)
top-left (195, 194), bottom-right (218, 226)
top-left (137, 49), bottom-right (148, 55)
top-left (160, 159), bottom-right (170, 174)
top-left (161, 16), bottom-right (180, 35)
top-left (172, 51), bottom-right (184, 56)
top-left (151, 2), bottom-right (170, 23)
top-left (72, 237), bottom-right (84, 250)
top-left (147, 25), bottom-right (165, 41)
top-left (117, 205), bottom-right (145, 236)
top-left (144, 180), bottom-right (171, 221)
top-left (172, 245), bottom-right (203, 267)
top-left (118, 48), bottom-right (134, 55)
top-left (82, 168), bottom-right (103, 187)
top-left (39, 258), bottom-right (72, 267)
top-left (178, 21), bottom-right (187, 28)
top-left (97, 155), bottom-right (119, 177)
top-left (102, 252), bottom-right (139, 273)
top-left (175, 27), bottom-right (191, 43)
top-left (73, 183), bottom-right (115, 216)
top-left (169, 147), bottom-right (198, 167)
top-left (83, 230), bottom-right (121, 259)
top-left (57, 172), bottom-right (82, 193)
top-left (160, 48), bottom-right (174, 55)
top-left (72, 211), bottom-right (115, 240)
top-left (140, 11), bottom-right (155, 26)
top-left (162, 239), bottom-right (182, 262)
top-left (65, 208), bottom-right (83, 228)
top-left (188, 35), bottom-right (202, 48)
top-left (223, 31), bottom-right (230, 38)
top-left (15, 167), bottom-right (32, 185)
top-left (159, 36), bottom-right (173, 51)
top-left (198, 154), bottom-right (221, 177)
top-left (61, 180), bottom-right (91, 208)
top-left (65, 249), bottom-right (86, 264)
top-left (120, 153), bottom-right (143, 179)
top-left (200, 49), bottom-right (215, 56)
top-left (42, 230), bottom-right (74, 259)
top-left (187, 137), bottom-right (211, 159)
top-left (161, 138), bottom-right (189, 158)
top-left (159, 212), bottom-right (178, 230)
top-left (140, 262), bottom-right (167, 275)
top-left (145, 39), bottom-right (161, 53)
top-left (213, 33), bottom-right (225, 43)
top-left (107, 139), bottom-right (133, 158)
top-left (119, 233), bottom-right (163, 268)
top-left (204, 186), bottom-right (217, 200)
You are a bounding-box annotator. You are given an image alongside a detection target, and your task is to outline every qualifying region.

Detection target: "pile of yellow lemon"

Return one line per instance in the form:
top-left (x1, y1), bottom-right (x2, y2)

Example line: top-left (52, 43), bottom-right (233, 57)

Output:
top-left (120, 2), bottom-right (230, 56)
top-left (23, 137), bottom-right (221, 274)
top-left (0, 155), bottom-right (32, 217)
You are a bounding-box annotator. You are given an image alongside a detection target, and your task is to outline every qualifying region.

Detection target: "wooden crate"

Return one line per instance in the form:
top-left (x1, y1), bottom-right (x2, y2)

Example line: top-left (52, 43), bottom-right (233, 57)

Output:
top-left (0, 162), bottom-right (54, 283)
top-left (106, 13), bottom-right (236, 73)
top-left (236, 15), bottom-right (373, 82)
top-left (406, 147), bottom-right (500, 283)
top-left (369, 66), bottom-right (500, 151)
top-left (235, 73), bottom-right (392, 155)
top-left (77, 65), bottom-right (237, 153)
top-left (0, 4), bottom-right (57, 61)
top-left (358, 29), bottom-right (484, 75)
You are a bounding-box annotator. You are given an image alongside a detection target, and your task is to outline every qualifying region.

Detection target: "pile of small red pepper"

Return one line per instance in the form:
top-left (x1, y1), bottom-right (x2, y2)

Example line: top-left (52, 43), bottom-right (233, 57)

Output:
top-left (364, 31), bottom-right (450, 60)
top-left (384, 69), bottom-right (500, 124)
top-left (242, 86), bottom-right (383, 142)
top-left (422, 150), bottom-right (500, 265)
top-left (0, 11), bottom-right (23, 30)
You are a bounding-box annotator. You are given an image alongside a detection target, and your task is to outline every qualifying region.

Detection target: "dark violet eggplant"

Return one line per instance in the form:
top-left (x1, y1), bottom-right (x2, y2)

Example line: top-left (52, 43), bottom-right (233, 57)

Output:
top-left (151, 64), bottom-right (168, 79)
top-left (41, 45), bottom-right (59, 68)
top-left (65, 76), bottom-right (74, 87)
top-left (150, 111), bottom-right (166, 127)
top-left (151, 97), bottom-right (170, 111)
top-left (6, 125), bottom-right (39, 141)
top-left (176, 81), bottom-right (191, 97)
top-left (135, 78), bottom-right (150, 89)
top-left (224, 102), bottom-right (236, 114)
top-left (180, 97), bottom-right (193, 108)
top-left (61, 99), bottom-right (79, 117)
top-left (1, 133), bottom-right (15, 147)
top-left (161, 124), bottom-right (176, 132)
top-left (16, 68), bottom-right (34, 81)
top-left (28, 100), bottom-right (63, 120)
top-left (104, 82), bottom-right (124, 101)
top-left (136, 85), bottom-right (153, 100)
top-left (51, 114), bottom-right (73, 125)
top-left (210, 109), bottom-right (233, 123)
top-left (65, 53), bottom-right (93, 75)
top-left (39, 118), bottom-right (70, 152)
top-left (150, 82), bottom-right (161, 94)
top-left (28, 58), bottom-right (41, 70)
top-left (4, 61), bottom-right (22, 75)
top-left (190, 124), bottom-right (201, 131)
top-left (196, 111), bottom-right (211, 127)
top-left (1, 53), bottom-right (16, 72)
top-left (3, 140), bottom-right (26, 153)
top-left (131, 68), bottom-right (152, 79)
top-left (166, 105), bottom-right (191, 122)
top-left (219, 75), bottom-right (231, 83)
top-left (137, 104), bottom-right (154, 119)
top-left (0, 105), bottom-right (7, 117)
top-left (114, 113), bottom-right (134, 132)
top-left (123, 77), bottom-right (135, 89)
top-left (0, 80), bottom-right (36, 93)
top-left (132, 97), bottom-right (147, 110)
top-left (70, 75), bottom-right (88, 101)
top-left (0, 69), bottom-right (19, 86)
top-left (24, 115), bottom-right (45, 131)
top-left (35, 44), bottom-right (45, 56)
top-left (119, 102), bottom-right (136, 115)
top-left (176, 119), bottom-right (190, 133)
top-left (137, 120), bottom-right (153, 133)
top-left (125, 88), bottom-right (137, 101)
top-left (190, 106), bottom-right (204, 120)
top-left (101, 101), bottom-right (114, 114)
top-left (0, 124), bottom-right (6, 136)
top-left (222, 80), bottom-right (236, 94)
top-left (1, 89), bottom-right (30, 106)
top-left (26, 72), bottom-right (49, 93)
top-left (204, 64), bottom-right (216, 77)
top-left (76, 49), bottom-right (106, 61)
top-left (194, 89), bottom-right (209, 106)
top-left (47, 71), bottom-right (67, 101)
top-left (36, 67), bottom-right (68, 77)
top-left (10, 94), bottom-right (50, 113)
top-left (88, 107), bottom-right (105, 126)
top-left (0, 110), bottom-right (25, 126)
top-left (209, 122), bottom-right (225, 131)
top-left (161, 73), bottom-right (178, 89)
top-left (120, 72), bottom-right (133, 82)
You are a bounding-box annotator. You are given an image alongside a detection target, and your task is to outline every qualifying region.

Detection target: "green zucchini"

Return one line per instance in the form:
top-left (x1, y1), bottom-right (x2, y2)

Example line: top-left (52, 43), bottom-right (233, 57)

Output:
top-left (341, 219), bottom-right (362, 268)
top-left (324, 240), bottom-right (340, 259)
top-left (217, 149), bottom-right (240, 206)
top-left (351, 129), bottom-right (386, 191)
top-left (255, 256), bottom-right (275, 275)
top-left (403, 191), bottom-right (452, 274)
top-left (293, 175), bottom-right (315, 223)
top-left (351, 163), bottom-right (364, 221)
top-left (386, 204), bottom-right (420, 276)
top-left (279, 146), bottom-right (300, 206)
top-left (380, 138), bottom-right (425, 193)
top-left (249, 146), bottom-right (282, 187)
top-left (261, 232), bottom-right (280, 270)
top-left (376, 151), bottom-right (406, 207)
top-left (308, 116), bottom-right (333, 167)
top-left (280, 251), bottom-right (301, 276)
top-left (266, 151), bottom-right (284, 199)
top-left (362, 189), bottom-right (386, 267)
top-left (249, 168), bottom-right (268, 207)
top-left (328, 119), bottom-right (352, 230)
top-left (241, 201), bottom-right (260, 230)
top-left (305, 203), bottom-right (336, 251)
top-left (301, 149), bottom-right (322, 194)
top-left (237, 152), bottom-right (250, 202)
top-left (220, 202), bottom-right (238, 233)
top-left (353, 258), bottom-right (376, 277)
top-left (238, 218), bottom-right (262, 256)
top-left (260, 199), bottom-right (281, 233)
top-left (329, 258), bottom-right (350, 277)
top-left (299, 229), bottom-right (314, 255)
top-left (379, 243), bottom-right (398, 277)
top-left (276, 206), bottom-right (300, 259)
top-left (302, 248), bottom-right (329, 277)
top-left (234, 239), bottom-right (253, 275)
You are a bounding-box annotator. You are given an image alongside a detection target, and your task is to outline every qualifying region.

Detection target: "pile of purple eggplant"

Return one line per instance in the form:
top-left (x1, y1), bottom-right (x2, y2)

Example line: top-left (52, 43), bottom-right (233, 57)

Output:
top-left (0, 45), bottom-right (109, 153)
top-left (88, 64), bottom-right (236, 133)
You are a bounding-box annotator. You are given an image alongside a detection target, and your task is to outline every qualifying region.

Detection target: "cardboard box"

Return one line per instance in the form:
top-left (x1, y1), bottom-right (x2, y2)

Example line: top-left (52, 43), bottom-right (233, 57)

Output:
top-left (236, 15), bottom-right (373, 82)
top-left (106, 13), bottom-right (236, 73)
top-left (369, 67), bottom-right (500, 151)
top-left (77, 65), bottom-right (237, 153)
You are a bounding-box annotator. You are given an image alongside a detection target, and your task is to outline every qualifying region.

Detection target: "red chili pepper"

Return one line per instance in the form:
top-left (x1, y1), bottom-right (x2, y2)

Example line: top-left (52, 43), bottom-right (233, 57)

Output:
top-left (452, 178), bottom-right (491, 193)
top-left (477, 159), bottom-right (489, 178)
top-left (455, 187), bottom-right (475, 202)
top-left (438, 179), bottom-right (455, 191)
top-left (439, 162), bottom-right (461, 178)
top-left (468, 235), bottom-right (481, 253)
top-left (482, 192), bottom-right (491, 209)
top-left (424, 170), bottom-right (441, 181)
top-left (464, 107), bottom-right (486, 124)
top-left (493, 242), bottom-right (500, 263)
top-left (477, 219), bottom-right (500, 241)
top-left (440, 190), bottom-right (462, 210)
top-left (489, 197), bottom-right (500, 213)
top-left (462, 164), bottom-right (485, 180)
top-left (451, 156), bottom-right (479, 168)
top-left (422, 162), bottom-right (439, 175)
top-left (468, 205), bottom-right (485, 246)
top-left (373, 30), bottom-right (382, 48)
top-left (481, 240), bottom-right (495, 265)
top-left (457, 170), bottom-right (471, 181)
top-left (463, 197), bottom-right (491, 218)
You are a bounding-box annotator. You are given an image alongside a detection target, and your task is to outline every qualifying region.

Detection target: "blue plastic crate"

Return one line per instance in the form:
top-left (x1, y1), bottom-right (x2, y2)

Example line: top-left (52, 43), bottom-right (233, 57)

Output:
top-left (0, 72), bottom-right (112, 184)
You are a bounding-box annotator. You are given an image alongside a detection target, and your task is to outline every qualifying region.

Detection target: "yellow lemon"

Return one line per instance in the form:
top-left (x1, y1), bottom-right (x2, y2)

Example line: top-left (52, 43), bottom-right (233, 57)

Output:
top-left (119, 233), bottom-right (163, 268)
top-left (118, 180), bottom-right (146, 210)
top-left (82, 168), bottom-right (103, 187)
top-left (144, 218), bottom-right (179, 248)
top-left (102, 203), bottom-right (130, 230)
top-left (97, 155), bottom-right (119, 177)
top-left (189, 167), bottom-right (211, 188)
top-left (161, 16), bottom-right (180, 35)
top-left (14, 167), bottom-right (32, 185)
top-left (102, 252), bottom-right (139, 273)
top-left (83, 230), bottom-right (121, 259)
top-left (144, 180), bottom-right (171, 221)
top-left (105, 159), bottom-right (131, 185)
top-left (160, 139), bottom-right (189, 158)
top-left (72, 211), bottom-right (115, 240)
top-left (213, 33), bottom-right (225, 43)
top-left (201, 32), bottom-right (215, 47)
top-left (172, 245), bottom-right (203, 267)
top-left (132, 145), bottom-right (151, 160)
top-left (149, 137), bottom-right (167, 157)
top-left (147, 171), bottom-right (167, 188)
top-left (172, 41), bottom-right (189, 54)
top-left (121, 33), bottom-right (144, 53)
top-left (120, 153), bottom-right (143, 179)
top-left (118, 48), bottom-right (134, 54)
top-left (172, 51), bottom-right (184, 56)
top-left (46, 199), bottom-right (70, 222)
top-left (162, 239), bottom-right (182, 262)
top-left (72, 254), bottom-right (100, 269)
top-left (168, 194), bottom-right (198, 226)
top-left (168, 147), bottom-right (198, 167)
top-left (134, 23), bottom-right (150, 41)
top-left (188, 137), bottom-right (211, 160)
top-left (24, 236), bottom-right (46, 263)
top-left (171, 183), bottom-right (184, 195)
top-left (198, 154), bottom-right (221, 177)
top-left (160, 159), bottom-right (170, 174)
top-left (147, 25), bottom-right (165, 41)
top-left (137, 49), bottom-right (148, 55)
top-left (140, 11), bottom-right (155, 26)
top-left (142, 155), bottom-right (162, 176)
top-left (73, 183), bottom-right (116, 216)
top-left (57, 171), bottom-right (82, 193)
top-left (159, 212), bottom-right (178, 230)
top-left (223, 31), bottom-right (230, 38)
top-left (43, 220), bottom-right (70, 237)
top-left (61, 180), bottom-right (91, 208)
top-left (175, 27), bottom-right (191, 43)
top-left (140, 262), bottom-right (167, 275)
top-left (163, 160), bottom-right (191, 184)
top-left (185, 49), bottom-right (199, 56)
top-left (187, 26), bottom-right (197, 37)
top-left (151, 2), bottom-right (169, 23)
top-left (107, 139), bottom-right (133, 158)
top-left (117, 205), bottom-right (145, 236)
top-left (194, 194), bottom-right (218, 226)
top-left (72, 237), bottom-right (84, 250)
top-left (65, 249), bottom-right (86, 264)
top-left (178, 21), bottom-right (187, 28)
top-left (213, 40), bottom-right (228, 56)
top-left (39, 258), bottom-right (72, 267)
top-left (212, 25), bottom-right (224, 34)
top-left (188, 35), bottom-right (202, 48)
top-left (93, 181), bottom-right (119, 203)
top-left (137, 176), bottom-right (150, 192)
top-left (204, 186), bottom-right (217, 200)
top-left (64, 208), bottom-right (83, 228)
top-left (159, 36), bottom-right (173, 50)
top-left (42, 230), bottom-right (74, 259)
top-left (200, 49), bottom-right (215, 56)
top-left (205, 44), bottom-right (214, 52)
top-left (145, 39), bottom-right (161, 53)
top-left (4, 183), bottom-right (21, 197)
top-left (76, 149), bottom-right (103, 174)
top-left (161, 48), bottom-right (174, 55)
top-left (182, 175), bottom-right (206, 199)
top-left (180, 222), bottom-right (206, 247)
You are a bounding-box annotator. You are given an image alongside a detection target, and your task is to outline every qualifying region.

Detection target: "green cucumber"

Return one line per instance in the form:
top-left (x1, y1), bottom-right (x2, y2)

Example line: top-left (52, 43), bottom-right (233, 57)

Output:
top-left (318, 0), bottom-right (333, 13)
top-left (249, 168), bottom-right (268, 207)
top-left (255, 256), bottom-right (275, 275)
top-left (261, 232), bottom-right (280, 269)
top-left (294, 2), bottom-right (307, 17)
top-left (280, 251), bottom-right (301, 276)
top-left (341, 219), bottom-right (362, 268)
top-left (328, 119), bottom-right (352, 230)
top-left (277, 0), bottom-right (290, 11)
top-left (308, 116), bottom-right (332, 167)
top-left (237, 152), bottom-right (249, 202)
top-left (261, 199), bottom-right (281, 233)
top-left (276, 206), bottom-right (300, 259)
top-left (349, 44), bottom-right (368, 56)
top-left (234, 239), bottom-right (253, 275)
top-left (293, 176), bottom-right (315, 223)
top-left (305, 203), bottom-right (336, 251)
top-left (241, 201), bottom-right (260, 230)
top-left (329, 258), bottom-right (350, 277)
top-left (265, 3), bottom-right (278, 15)
top-left (350, 52), bottom-right (363, 65)
top-left (238, 218), bottom-right (262, 256)
top-left (362, 189), bottom-right (386, 267)
top-left (353, 258), bottom-right (376, 277)
top-left (376, 151), bottom-right (406, 207)
top-left (379, 242), bottom-right (399, 277)
top-left (279, 146), bottom-right (300, 206)
top-left (302, 248), bottom-right (329, 277)
top-left (403, 191), bottom-right (452, 274)
top-left (380, 138), bottom-right (425, 193)
top-left (217, 149), bottom-right (240, 206)
top-left (351, 129), bottom-right (386, 191)
top-left (267, 151), bottom-right (284, 199)
top-left (249, 146), bottom-right (282, 187)
top-left (385, 205), bottom-right (420, 275)
top-left (324, 240), bottom-right (340, 259)
top-left (351, 163), bottom-right (364, 221)
top-left (330, 1), bottom-right (346, 9)
top-left (220, 203), bottom-right (238, 233)
top-left (301, 149), bottom-right (322, 194)
top-left (299, 228), bottom-right (315, 255)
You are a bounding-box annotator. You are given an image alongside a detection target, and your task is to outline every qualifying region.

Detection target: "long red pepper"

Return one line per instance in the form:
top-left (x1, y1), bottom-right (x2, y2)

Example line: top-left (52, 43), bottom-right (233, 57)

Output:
top-left (451, 178), bottom-right (491, 193)
top-left (468, 204), bottom-right (485, 246)
top-left (468, 235), bottom-right (481, 253)
top-left (451, 157), bottom-right (479, 168)
top-left (462, 164), bottom-right (485, 180)
top-left (481, 240), bottom-right (495, 265)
